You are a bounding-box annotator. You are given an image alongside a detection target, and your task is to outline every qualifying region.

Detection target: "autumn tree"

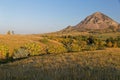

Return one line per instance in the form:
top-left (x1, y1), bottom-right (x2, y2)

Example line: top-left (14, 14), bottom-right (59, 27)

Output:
top-left (7, 30), bottom-right (11, 35)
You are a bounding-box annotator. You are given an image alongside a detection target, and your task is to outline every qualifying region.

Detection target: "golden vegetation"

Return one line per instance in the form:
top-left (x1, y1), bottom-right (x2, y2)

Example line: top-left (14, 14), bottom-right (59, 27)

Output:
top-left (0, 48), bottom-right (120, 80)
top-left (0, 44), bottom-right (9, 59)
top-left (0, 33), bottom-right (120, 61)
top-left (0, 33), bottom-right (120, 80)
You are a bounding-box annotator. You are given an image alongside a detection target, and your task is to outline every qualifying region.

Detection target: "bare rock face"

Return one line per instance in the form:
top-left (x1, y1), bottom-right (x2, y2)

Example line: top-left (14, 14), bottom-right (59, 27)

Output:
top-left (75, 12), bottom-right (119, 31)
top-left (60, 12), bottom-right (120, 33)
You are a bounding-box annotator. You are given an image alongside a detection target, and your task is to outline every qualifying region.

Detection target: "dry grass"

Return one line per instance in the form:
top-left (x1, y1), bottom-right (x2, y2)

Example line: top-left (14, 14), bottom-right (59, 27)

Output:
top-left (0, 34), bottom-right (42, 55)
top-left (0, 34), bottom-right (120, 80)
top-left (0, 48), bottom-right (120, 80)
top-left (93, 32), bottom-right (120, 40)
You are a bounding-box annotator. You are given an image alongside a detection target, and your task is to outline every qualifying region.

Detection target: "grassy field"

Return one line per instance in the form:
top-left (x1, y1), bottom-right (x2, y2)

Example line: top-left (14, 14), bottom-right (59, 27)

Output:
top-left (0, 33), bottom-right (120, 80)
top-left (0, 32), bottom-right (119, 53)
top-left (0, 48), bottom-right (120, 80)
top-left (0, 34), bottom-right (43, 56)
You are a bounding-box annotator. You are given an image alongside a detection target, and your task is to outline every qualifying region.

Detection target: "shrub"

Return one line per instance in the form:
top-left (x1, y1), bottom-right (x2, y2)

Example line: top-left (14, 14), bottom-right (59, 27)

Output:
top-left (76, 41), bottom-right (87, 50)
top-left (24, 43), bottom-right (46, 56)
top-left (71, 43), bottom-right (81, 52)
top-left (106, 37), bottom-right (114, 44)
top-left (46, 44), bottom-right (67, 54)
top-left (60, 38), bottom-right (73, 52)
top-left (86, 44), bottom-right (97, 51)
top-left (106, 41), bottom-right (113, 48)
top-left (97, 40), bottom-right (106, 50)
top-left (87, 36), bottom-right (95, 45)
top-left (13, 47), bottom-right (29, 59)
top-left (39, 38), bottom-right (49, 44)
top-left (115, 36), bottom-right (120, 47)
top-left (0, 45), bottom-right (9, 59)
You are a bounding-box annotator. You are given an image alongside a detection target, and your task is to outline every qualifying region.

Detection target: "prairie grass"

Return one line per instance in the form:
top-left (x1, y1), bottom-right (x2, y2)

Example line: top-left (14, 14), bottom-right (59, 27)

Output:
top-left (0, 48), bottom-right (120, 80)
top-left (0, 33), bottom-right (120, 80)
top-left (0, 34), bottom-right (42, 56)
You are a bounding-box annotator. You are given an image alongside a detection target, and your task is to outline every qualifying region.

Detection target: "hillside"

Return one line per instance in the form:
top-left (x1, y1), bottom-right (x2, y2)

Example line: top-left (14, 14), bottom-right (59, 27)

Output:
top-left (0, 12), bottom-right (120, 80)
top-left (58, 12), bottom-right (120, 33)
top-left (0, 48), bottom-right (120, 80)
top-left (0, 34), bottom-right (42, 54)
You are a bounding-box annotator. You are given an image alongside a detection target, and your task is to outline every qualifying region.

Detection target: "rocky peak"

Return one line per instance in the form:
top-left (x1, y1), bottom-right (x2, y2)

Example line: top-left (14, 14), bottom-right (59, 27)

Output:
top-left (58, 12), bottom-right (120, 33)
top-left (75, 12), bottom-right (119, 30)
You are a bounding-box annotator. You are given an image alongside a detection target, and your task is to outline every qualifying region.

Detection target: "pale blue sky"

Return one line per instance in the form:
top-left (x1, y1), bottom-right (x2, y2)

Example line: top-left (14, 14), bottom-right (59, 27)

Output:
top-left (0, 0), bottom-right (120, 34)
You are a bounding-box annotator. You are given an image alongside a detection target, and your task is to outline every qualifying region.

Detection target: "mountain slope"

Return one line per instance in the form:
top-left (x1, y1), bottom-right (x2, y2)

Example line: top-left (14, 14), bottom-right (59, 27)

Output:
top-left (59, 12), bottom-right (120, 33)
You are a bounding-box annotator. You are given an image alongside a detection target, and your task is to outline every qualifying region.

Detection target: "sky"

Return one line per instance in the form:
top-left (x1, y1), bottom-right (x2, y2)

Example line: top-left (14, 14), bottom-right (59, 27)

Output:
top-left (0, 0), bottom-right (120, 34)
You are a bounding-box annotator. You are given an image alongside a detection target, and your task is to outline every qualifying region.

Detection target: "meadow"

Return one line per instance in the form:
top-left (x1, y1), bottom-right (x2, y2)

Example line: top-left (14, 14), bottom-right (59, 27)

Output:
top-left (0, 48), bottom-right (120, 80)
top-left (0, 32), bottom-right (120, 80)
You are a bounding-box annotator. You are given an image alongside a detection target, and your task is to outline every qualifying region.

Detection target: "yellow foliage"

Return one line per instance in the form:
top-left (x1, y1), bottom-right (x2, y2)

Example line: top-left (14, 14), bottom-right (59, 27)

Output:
top-left (24, 43), bottom-right (46, 56)
top-left (47, 44), bottom-right (67, 54)
top-left (71, 43), bottom-right (81, 52)
top-left (0, 45), bottom-right (9, 59)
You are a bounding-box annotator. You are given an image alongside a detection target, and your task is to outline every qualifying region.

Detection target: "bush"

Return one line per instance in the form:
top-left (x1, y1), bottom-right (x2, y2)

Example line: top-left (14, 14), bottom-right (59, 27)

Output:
top-left (96, 40), bottom-right (106, 50)
top-left (86, 44), bottom-right (97, 51)
top-left (71, 43), bottom-right (81, 52)
top-left (76, 41), bottom-right (87, 50)
top-left (115, 36), bottom-right (120, 47)
top-left (39, 38), bottom-right (49, 44)
top-left (13, 47), bottom-right (29, 59)
top-left (24, 43), bottom-right (46, 56)
top-left (60, 38), bottom-right (73, 52)
top-left (106, 41), bottom-right (113, 47)
top-left (0, 44), bottom-right (9, 60)
top-left (87, 36), bottom-right (96, 45)
top-left (46, 44), bottom-right (67, 54)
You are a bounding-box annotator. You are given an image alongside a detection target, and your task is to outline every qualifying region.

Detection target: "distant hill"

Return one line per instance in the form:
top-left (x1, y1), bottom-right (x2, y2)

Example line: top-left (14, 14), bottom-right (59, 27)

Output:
top-left (58, 12), bottom-right (120, 33)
